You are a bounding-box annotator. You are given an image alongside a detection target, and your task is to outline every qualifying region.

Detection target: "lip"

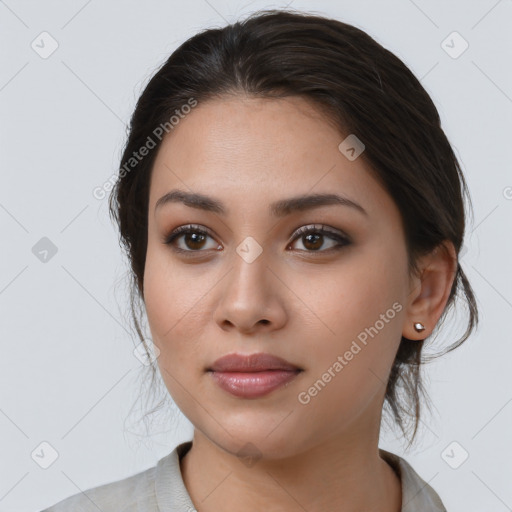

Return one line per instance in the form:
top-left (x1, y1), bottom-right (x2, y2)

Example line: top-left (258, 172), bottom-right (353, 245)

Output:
top-left (208, 352), bottom-right (302, 372)
top-left (206, 352), bottom-right (303, 399)
top-left (209, 370), bottom-right (301, 398)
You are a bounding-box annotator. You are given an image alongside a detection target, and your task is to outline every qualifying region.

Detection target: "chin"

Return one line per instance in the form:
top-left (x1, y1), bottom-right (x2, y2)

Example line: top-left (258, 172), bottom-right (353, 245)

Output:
top-left (204, 426), bottom-right (304, 463)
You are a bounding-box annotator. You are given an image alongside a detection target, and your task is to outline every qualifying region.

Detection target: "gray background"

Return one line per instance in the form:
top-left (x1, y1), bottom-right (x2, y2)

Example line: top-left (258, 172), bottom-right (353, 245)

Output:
top-left (1, 0), bottom-right (511, 511)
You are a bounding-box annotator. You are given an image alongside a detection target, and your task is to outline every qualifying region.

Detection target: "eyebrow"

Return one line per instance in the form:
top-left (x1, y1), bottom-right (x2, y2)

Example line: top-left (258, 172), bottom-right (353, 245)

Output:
top-left (155, 189), bottom-right (368, 218)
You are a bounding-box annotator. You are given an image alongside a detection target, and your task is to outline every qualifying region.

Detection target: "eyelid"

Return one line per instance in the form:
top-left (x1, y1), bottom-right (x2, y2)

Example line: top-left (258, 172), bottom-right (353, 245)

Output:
top-left (289, 223), bottom-right (350, 242)
top-left (288, 224), bottom-right (351, 252)
top-left (163, 223), bottom-right (351, 254)
top-left (162, 224), bottom-right (218, 247)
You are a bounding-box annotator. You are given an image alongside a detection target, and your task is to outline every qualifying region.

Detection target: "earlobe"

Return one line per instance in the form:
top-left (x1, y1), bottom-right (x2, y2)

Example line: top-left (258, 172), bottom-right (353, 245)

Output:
top-left (402, 241), bottom-right (458, 341)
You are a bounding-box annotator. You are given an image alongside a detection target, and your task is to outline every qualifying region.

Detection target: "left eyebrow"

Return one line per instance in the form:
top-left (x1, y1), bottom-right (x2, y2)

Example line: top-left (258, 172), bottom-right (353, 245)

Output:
top-left (155, 189), bottom-right (368, 218)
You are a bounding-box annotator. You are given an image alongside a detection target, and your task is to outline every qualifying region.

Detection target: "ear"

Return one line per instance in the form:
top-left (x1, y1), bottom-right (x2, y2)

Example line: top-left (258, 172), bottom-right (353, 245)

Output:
top-left (402, 240), bottom-right (458, 340)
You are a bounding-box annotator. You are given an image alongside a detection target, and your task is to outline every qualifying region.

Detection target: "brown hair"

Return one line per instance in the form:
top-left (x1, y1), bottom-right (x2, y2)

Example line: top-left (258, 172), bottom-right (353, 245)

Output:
top-left (109, 8), bottom-right (479, 449)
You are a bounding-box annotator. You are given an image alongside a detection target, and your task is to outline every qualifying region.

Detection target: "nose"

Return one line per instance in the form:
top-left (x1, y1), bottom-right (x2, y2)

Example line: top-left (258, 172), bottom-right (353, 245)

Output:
top-left (212, 248), bottom-right (288, 334)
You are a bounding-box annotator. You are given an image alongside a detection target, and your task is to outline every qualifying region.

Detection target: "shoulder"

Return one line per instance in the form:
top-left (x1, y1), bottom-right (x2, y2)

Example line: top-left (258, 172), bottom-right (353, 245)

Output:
top-left (379, 448), bottom-right (447, 512)
top-left (40, 457), bottom-right (161, 512)
top-left (39, 441), bottom-right (194, 512)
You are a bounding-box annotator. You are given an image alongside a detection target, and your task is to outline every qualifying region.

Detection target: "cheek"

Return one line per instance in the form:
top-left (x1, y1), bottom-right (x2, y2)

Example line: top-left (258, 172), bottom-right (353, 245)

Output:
top-left (300, 254), bottom-right (404, 341)
top-left (144, 244), bottom-right (202, 335)
top-left (142, 244), bottom-right (222, 402)
top-left (143, 248), bottom-right (200, 370)
top-left (296, 254), bottom-right (405, 400)
top-left (143, 260), bottom-right (201, 413)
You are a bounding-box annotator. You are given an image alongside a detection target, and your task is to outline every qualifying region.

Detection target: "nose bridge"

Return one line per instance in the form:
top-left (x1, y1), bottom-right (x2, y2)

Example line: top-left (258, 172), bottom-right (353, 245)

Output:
top-left (228, 235), bottom-right (271, 299)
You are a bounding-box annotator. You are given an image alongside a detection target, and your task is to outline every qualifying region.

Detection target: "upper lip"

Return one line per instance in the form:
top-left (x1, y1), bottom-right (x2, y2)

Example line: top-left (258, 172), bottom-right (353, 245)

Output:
top-left (208, 352), bottom-right (302, 372)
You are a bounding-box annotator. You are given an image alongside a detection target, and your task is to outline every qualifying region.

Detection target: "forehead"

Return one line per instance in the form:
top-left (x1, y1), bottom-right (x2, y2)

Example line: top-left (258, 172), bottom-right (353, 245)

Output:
top-left (149, 95), bottom-right (394, 220)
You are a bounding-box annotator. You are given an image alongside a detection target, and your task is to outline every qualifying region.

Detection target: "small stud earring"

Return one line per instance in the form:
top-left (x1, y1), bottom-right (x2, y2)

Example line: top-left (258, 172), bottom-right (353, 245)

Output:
top-left (413, 322), bottom-right (425, 333)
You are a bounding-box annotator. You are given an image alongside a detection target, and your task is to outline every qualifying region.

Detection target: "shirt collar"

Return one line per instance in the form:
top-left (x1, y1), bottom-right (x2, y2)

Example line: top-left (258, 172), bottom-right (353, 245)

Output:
top-left (156, 441), bottom-right (446, 512)
top-left (379, 448), bottom-right (447, 512)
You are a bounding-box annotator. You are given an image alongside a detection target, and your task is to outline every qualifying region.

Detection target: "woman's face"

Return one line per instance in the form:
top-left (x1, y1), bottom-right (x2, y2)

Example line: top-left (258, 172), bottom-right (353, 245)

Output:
top-left (143, 95), bottom-right (415, 458)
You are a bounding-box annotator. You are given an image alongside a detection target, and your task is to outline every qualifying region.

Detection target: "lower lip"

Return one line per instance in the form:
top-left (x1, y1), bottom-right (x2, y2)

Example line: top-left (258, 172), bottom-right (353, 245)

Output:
top-left (208, 370), bottom-right (301, 398)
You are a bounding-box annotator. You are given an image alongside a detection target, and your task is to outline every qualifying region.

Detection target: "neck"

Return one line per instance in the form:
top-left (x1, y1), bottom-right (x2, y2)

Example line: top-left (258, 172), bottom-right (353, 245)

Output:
top-left (180, 425), bottom-right (402, 512)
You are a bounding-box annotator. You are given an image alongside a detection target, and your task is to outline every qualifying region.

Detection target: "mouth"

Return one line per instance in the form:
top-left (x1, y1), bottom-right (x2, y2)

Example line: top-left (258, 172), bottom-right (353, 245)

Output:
top-left (206, 352), bottom-right (303, 399)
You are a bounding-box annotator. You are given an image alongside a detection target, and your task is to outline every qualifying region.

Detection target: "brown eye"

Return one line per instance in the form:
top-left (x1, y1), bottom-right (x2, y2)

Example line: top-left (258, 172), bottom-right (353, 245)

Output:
top-left (289, 224), bottom-right (351, 253)
top-left (164, 225), bottom-right (221, 252)
top-left (163, 223), bottom-right (351, 256)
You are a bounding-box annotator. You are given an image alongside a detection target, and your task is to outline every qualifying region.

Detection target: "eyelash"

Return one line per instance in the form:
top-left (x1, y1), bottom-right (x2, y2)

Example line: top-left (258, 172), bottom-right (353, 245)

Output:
top-left (163, 223), bottom-right (351, 256)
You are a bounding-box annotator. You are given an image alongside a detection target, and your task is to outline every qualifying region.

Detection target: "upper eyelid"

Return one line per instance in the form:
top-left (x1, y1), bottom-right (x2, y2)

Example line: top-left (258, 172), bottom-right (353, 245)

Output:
top-left (165, 223), bottom-right (349, 246)
top-left (293, 224), bottom-right (348, 237)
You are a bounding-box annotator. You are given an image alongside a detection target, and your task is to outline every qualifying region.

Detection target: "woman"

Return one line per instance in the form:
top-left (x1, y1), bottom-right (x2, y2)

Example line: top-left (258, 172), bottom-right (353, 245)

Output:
top-left (42, 8), bottom-right (478, 512)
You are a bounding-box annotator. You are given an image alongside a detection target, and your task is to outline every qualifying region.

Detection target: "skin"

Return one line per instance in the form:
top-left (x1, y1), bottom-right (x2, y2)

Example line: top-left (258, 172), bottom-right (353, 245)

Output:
top-left (143, 94), bottom-right (457, 512)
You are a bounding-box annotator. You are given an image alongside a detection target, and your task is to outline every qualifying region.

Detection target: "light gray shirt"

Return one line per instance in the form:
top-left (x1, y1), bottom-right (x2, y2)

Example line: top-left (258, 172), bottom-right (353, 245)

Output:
top-left (40, 440), bottom-right (447, 511)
